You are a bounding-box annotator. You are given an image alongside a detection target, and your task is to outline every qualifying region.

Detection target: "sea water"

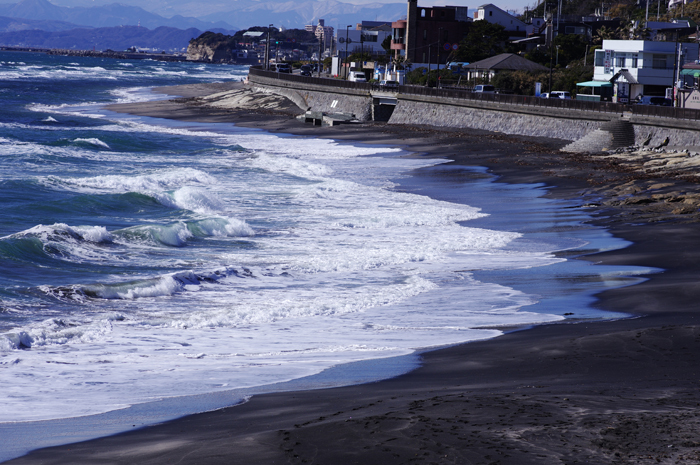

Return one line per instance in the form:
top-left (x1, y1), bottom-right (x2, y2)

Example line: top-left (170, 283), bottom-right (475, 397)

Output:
top-left (0, 51), bottom-right (648, 459)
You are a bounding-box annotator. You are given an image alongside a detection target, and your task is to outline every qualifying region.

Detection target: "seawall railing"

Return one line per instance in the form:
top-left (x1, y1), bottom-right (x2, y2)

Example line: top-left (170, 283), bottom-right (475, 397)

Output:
top-left (248, 66), bottom-right (700, 121)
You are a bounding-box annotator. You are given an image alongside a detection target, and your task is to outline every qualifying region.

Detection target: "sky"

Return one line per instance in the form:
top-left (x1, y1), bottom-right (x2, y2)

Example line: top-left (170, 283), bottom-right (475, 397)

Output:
top-left (342, 0), bottom-right (532, 13)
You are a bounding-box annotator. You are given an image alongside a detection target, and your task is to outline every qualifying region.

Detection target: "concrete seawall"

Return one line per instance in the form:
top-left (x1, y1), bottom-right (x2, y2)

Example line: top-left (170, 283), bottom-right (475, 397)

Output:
top-left (247, 72), bottom-right (700, 149)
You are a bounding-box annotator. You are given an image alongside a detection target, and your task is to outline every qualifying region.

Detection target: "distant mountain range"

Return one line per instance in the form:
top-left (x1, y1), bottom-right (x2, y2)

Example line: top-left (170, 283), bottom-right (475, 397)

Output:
top-left (0, 24), bottom-right (203, 50)
top-left (0, 0), bottom-right (408, 31)
top-left (0, 0), bottom-right (235, 30)
top-left (0, 0), bottom-right (409, 51)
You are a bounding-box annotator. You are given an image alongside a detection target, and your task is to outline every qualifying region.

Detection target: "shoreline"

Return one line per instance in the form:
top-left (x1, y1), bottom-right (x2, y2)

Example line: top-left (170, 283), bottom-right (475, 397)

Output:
top-left (8, 82), bottom-right (700, 464)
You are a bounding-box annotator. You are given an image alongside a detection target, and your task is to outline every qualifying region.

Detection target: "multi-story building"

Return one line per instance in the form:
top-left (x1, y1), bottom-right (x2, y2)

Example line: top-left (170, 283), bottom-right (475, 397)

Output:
top-left (337, 22), bottom-right (393, 59)
top-left (391, 0), bottom-right (471, 66)
top-left (593, 39), bottom-right (699, 102)
top-left (306, 19), bottom-right (334, 51)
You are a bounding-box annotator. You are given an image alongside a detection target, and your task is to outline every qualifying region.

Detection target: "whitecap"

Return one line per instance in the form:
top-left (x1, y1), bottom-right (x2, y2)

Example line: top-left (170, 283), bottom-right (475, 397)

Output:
top-left (73, 138), bottom-right (111, 149)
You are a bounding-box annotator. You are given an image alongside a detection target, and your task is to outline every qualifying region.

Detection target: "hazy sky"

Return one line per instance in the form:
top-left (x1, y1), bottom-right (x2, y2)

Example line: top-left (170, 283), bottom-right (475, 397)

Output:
top-left (343, 0), bottom-right (533, 13)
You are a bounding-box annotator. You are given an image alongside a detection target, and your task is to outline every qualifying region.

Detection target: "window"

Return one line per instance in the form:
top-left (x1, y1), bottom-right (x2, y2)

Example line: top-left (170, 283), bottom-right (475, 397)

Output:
top-left (615, 54), bottom-right (625, 68)
top-left (631, 54), bottom-right (638, 68)
top-left (594, 50), bottom-right (605, 67)
top-left (423, 30), bottom-right (427, 39)
top-left (489, 10), bottom-right (493, 16)
top-left (421, 9), bottom-right (426, 17)
top-left (652, 54), bottom-right (667, 69)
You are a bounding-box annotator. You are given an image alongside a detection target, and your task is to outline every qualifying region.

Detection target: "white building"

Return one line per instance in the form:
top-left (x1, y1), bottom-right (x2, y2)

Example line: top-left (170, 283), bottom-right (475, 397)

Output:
top-left (593, 40), bottom-right (699, 102)
top-left (473, 3), bottom-right (527, 33)
top-left (336, 28), bottom-right (392, 59)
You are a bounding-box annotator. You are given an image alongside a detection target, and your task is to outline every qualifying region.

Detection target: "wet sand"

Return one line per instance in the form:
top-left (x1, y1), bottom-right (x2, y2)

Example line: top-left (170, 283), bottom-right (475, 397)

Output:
top-left (8, 82), bottom-right (700, 465)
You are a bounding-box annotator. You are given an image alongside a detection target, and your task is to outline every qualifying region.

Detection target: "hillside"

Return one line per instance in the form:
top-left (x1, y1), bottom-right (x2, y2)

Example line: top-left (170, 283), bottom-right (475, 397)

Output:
top-left (0, 24), bottom-right (203, 50)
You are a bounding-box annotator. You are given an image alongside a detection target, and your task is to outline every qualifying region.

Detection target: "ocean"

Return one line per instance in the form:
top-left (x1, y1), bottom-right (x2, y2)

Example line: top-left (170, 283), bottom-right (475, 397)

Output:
top-left (0, 51), bottom-right (646, 460)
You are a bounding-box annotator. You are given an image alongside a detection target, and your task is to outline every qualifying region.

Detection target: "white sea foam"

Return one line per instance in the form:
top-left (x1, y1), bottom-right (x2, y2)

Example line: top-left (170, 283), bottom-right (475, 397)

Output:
top-left (73, 138), bottom-right (111, 149)
top-left (0, 83), bottom-right (583, 426)
top-left (47, 168), bottom-right (218, 193)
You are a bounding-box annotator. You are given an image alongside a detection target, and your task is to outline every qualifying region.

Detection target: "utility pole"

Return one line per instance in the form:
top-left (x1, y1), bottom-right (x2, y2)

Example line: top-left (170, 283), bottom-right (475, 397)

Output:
top-left (345, 25), bottom-right (351, 79)
top-left (427, 43), bottom-right (431, 87)
top-left (318, 30), bottom-right (323, 77)
top-left (646, 0), bottom-right (649, 23)
top-left (265, 24), bottom-right (273, 70)
top-left (548, 20), bottom-right (553, 95)
top-left (437, 28), bottom-right (443, 74)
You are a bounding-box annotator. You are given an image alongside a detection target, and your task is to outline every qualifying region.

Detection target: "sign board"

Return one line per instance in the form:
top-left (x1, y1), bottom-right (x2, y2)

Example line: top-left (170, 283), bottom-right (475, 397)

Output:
top-left (604, 50), bottom-right (612, 74)
top-left (535, 82), bottom-right (542, 97)
top-left (452, 44), bottom-right (458, 50)
top-left (443, 43), bottom-right (451, 51)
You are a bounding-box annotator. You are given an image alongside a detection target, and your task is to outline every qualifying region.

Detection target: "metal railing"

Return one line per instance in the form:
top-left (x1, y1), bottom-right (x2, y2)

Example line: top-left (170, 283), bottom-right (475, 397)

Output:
top-left (248, 66), bottom-right (700, 121)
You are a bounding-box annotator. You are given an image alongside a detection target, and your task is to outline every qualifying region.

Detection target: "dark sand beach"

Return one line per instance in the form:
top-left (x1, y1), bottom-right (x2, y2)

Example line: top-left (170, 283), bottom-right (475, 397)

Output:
top-left (8, 81), bottom-right (700, 464)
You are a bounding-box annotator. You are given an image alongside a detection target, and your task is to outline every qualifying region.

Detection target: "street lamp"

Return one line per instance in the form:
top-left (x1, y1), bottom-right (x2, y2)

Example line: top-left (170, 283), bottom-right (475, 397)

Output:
top-left (345, 25), bottom-right (351, 80)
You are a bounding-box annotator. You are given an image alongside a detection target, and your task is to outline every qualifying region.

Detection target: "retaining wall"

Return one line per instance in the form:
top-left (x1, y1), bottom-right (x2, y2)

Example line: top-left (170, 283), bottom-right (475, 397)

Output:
top-left (247, 72), bottom-right (700, 147)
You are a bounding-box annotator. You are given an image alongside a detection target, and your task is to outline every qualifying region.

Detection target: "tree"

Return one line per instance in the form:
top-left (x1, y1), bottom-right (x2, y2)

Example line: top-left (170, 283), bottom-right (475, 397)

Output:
top-left (592, 26), bottom-right (617, 45)
top-left (454, 21), bottom-right (509, 63)
top-left (381, 35), bottom-right (392, 56)
top-left (553, 34), bottom-right (588, 67)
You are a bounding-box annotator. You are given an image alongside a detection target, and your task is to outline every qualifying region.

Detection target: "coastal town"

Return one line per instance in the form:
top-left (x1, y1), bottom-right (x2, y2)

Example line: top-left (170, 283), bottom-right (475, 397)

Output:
top-left (185, 0), bottom-right (700, 110)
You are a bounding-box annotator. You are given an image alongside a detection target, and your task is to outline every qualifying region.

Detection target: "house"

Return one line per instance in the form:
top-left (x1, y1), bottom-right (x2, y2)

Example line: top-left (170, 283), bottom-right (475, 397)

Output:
top-left (474, 3), bottom-right (527, 35)
top-left (593, 39), bottom-right (699, 100)
top-left (391, 0), bottom-right (471, 67)
top-left (464, 52), bottom-right (548, 81)
top-left (645, 20), bottom-right (695, 42)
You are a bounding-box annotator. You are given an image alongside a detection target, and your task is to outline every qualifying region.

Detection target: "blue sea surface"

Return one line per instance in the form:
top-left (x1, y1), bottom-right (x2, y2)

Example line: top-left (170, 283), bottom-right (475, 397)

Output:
top-left (0, 51), bottom-right (652, 462)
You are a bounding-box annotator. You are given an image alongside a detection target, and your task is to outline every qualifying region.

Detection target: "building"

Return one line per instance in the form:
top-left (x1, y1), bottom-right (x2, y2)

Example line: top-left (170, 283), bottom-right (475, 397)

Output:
top-left (474, 3), bottom-right (527, 35)
top-left (391, 0), bottom-right (471, 67)
top-left (337, 21), bottom-right (393, 59)
top-left (593, 40), bottom-right (699, 101)
top-left (306, 19), bottom-right (334, 51)
top-left (464, 52), bottom-right (548, 81)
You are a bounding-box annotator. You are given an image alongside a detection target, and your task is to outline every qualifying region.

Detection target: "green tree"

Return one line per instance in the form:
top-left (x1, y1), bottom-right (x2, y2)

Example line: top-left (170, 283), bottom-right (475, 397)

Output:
top-left (454, 21), bottom-right (509, 63)
top-left (553, 34), bottom-right (588, 67)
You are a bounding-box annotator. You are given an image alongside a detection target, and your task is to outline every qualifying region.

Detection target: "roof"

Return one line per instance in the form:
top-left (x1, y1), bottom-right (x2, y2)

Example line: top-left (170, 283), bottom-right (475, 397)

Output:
top-left (576, 80), bottom-right (612, 87)
top-left (464, 53), bottom-right (548, 72)
top-left (681, 68), bottom-right (700, 78)
top-left (243, 31), bottom-right (265, 37)
top-left (610, 69), bottom-right (639, 84)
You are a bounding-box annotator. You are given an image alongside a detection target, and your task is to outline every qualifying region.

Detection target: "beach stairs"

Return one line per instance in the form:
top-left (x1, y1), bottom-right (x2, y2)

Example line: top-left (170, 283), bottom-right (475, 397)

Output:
top-left (301, 111), bottom-right (359, 127)
top-left (561, 120), bottom-right (636, 153)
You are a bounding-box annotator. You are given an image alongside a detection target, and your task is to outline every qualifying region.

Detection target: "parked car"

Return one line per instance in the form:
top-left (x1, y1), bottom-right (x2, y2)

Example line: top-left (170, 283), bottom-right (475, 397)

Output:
top-left (635, 95), bottom-right (672, 106)
top-left (379, 80), bottom-right (400, 90)
top-left (348, 71), bottom-right (367, 82)
top-left (275, 63), bottom-right (292, 73)
top-left (300, 64), bottom-right (312, 76)
top-left (542, 91), bottom-right (572, 99)
top-left (473, 84), bottom-right (495, 93)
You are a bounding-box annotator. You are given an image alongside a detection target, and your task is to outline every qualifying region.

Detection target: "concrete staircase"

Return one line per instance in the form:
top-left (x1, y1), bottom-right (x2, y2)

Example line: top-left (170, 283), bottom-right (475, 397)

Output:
top-left (561, 119), bottom-right (636, 153)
